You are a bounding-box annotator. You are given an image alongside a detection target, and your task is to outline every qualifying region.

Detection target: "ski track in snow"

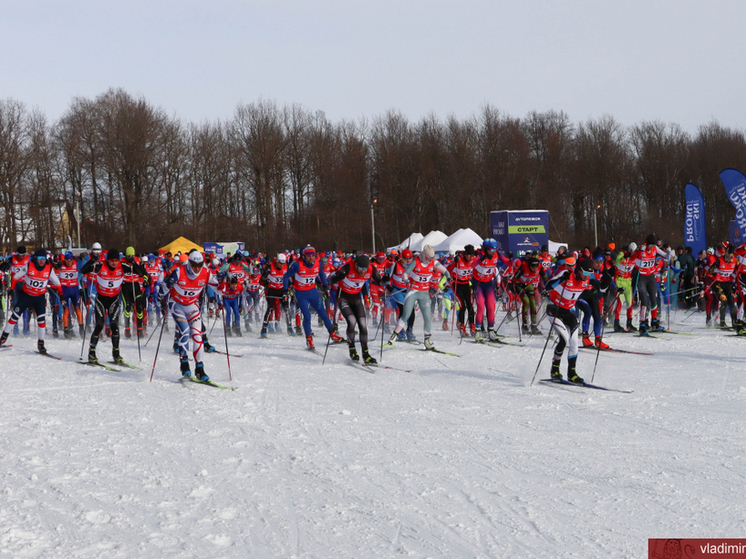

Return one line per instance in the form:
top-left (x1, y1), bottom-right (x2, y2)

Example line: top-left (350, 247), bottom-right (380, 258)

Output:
top-left (1, 310), bottom-right (745, 558)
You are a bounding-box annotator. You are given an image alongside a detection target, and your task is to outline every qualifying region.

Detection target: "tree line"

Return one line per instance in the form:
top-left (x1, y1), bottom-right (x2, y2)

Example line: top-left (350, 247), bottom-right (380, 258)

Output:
top-left (1, 87), bottom-right (744, 256)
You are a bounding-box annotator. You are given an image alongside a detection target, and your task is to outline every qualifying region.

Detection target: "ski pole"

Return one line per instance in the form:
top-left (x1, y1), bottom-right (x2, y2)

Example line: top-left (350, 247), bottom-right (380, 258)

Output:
top-left (530, 284), bottom-right (567, 387)
top-left (149, 305), bottom-right (169, 382)
top-left (220, 307), bottom-right (232, 381)
top-left (132, 280), bottom-right (142, 362)
top-left (591, 291), bottom-right (620, 384)
top-left (380, 289), bottom-right (389, 361)
top-left (79, 283), bottom-right (94, 360)
top-left (530, 306), bottom-right (561, 386)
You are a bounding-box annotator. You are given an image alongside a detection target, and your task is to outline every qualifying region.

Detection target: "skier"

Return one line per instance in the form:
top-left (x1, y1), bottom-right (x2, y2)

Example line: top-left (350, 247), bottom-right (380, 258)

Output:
top-left (386, 249), bottom-right (417, 341)
top-left (329, 253), bottom-right (385, 364)
top-left (447, 244), bottom-right (476, 337)
top-left (159, 251), bottom-right (219, 381)
top-left (370, 251), bottom-right (388, 328)
top-left (79, 249), bottom-right (129, 365)
top-left (121, 247), bottom-right (148, 338)
top-left (387, 245), bottom-right (452, 350)
top-left (58, 251), bottom-right (84, 338)
top-left (260, 253), bottom-right (291, 337)
top-left (613, 245), bottom-right (637, 332)
top-left (0, 249), bottom-right (63, 354)
top-left (244, 258), bottom-right (263, 332)
top-left (512, 255), bottom-right (547, 335)
top-left (544, 256), bottom-right (594, 383)
top-left (471, 238), bottom-right (510, 341)
top-left (631, 234), bottom-right (670, 334)
top-left (577, 251), bottom-right (612, 349)
top-left (220, 251), bottom-right (250, 335)
top-left (220, 275), bottom-right (243, 336)
top-left (6, 246), bottom-right (31, 335)
top-left (283, 245), bottom-right (345, 350)
top-left (143, 254), bottom-right (164, 326)
top-left (708, 245), bottom-right (738, 328)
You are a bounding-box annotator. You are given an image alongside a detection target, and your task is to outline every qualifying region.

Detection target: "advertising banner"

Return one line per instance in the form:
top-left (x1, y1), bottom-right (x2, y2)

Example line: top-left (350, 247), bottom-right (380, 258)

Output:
top-left (489, 210), bottom-right (549, 257)
top-left (683, 183), bottom-right (706, 255)
top-left (203, 242), bottom-right (245, 259)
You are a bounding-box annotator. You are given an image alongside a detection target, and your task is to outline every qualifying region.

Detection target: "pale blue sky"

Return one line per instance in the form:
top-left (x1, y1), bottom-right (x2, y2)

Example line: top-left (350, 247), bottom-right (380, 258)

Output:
top-left (2, 0), bottom-right (743, 133)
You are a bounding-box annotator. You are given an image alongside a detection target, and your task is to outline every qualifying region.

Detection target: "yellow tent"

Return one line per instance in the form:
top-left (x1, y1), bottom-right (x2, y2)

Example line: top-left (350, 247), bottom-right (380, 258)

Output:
top-left (159, 236), bottom-right (203, 255)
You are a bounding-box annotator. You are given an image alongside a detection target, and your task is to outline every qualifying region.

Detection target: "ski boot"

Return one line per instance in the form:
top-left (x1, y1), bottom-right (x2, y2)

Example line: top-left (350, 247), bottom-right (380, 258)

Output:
top-left (397, 330), bottom-right (407, 341)
top-left (521, 322), bottom-right (530, 335)
top-left (64, 326), bottom-right (74, 339)
top-left (173, 340), bottom-right (180, 353)
top-left (441, 318), bottom-right (448, 331)
top-left (348, 343), bottom-right (359, 361)
top-left (204, 341), bottom-right (217, 353)
top-left (225, 327), bottom-right (233, 338)
top-left (550, 359), bottom-right (562, 379)
top-left (531, 323), bottom-right (543, 335)
top-left (720, 318), bottom-right (727, 328)
top-left (52, 328), bottom-right (59, 339)
top-left (626, 318), bottom-right (637, 332)
top-left (79, 324), bottom-right (86, 337)
top-left (594, 336), bottom-right (609, 350)
top-left (651, 319), bottom-right (664, 332)
top-left (469, 323), bottom-right (477, 337)
top-left (423, 335), bottom-right (434, 350)
top-left (388, 331), bottom-right (399, 345)
top-left (488, 328), bottom-right (499, 342)
top-left (267, 323), bottom-right (275, 333)
top-left (613, 319), bottom-right (625, 333)
top-left (260, 326), bottom-right (268, 339)
top-left (405, 328), bottom-right (417, 342)
top-left (194, 362), bottom-right (209, 382)
top-left (113, 348), bottom-right (124, 365)
top-left (566, 356), bottom-right (583, 384)
top-left (306, 334), bottom-right (315, 350)
top-left (705, 316), bottom-right (712, 327)
top-left (233, 323), bottom-right (243, 337)
top-left (37, 340), bottom-right (47, 355)
top-left (581, 331), bottom-right (593, 347)
top-left (88, 346), bottom-right (98, 364)
top-left (639, 320), bottom-right (649, 335)
top-left (125, 326), bottom-right (131, 339)
top-left (180, 355), bottom-right (191, 378)
top-left (362, 349), bottom-right (377, 365)
top-left (474, 327), bottom-right (484, 342)
top-left (0, 332), bottom-right (8, 347)
top-left (330, 330), bottom-right (345, 343)
top-left (295, 325), bottom-right (302, 336)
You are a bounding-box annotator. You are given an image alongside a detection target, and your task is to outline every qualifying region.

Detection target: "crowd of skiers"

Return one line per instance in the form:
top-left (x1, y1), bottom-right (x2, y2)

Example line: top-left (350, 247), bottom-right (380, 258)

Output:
top-left (1, 232), bottom-right (744, 384)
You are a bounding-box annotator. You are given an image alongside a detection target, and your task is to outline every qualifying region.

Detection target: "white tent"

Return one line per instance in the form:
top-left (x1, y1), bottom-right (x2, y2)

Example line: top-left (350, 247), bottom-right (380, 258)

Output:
top-left (410, 230), bottom-right (448, 252)
top-left (387, 232), bottom-right (423, 253)
top-left (433, 228), bottom-right (484, 254)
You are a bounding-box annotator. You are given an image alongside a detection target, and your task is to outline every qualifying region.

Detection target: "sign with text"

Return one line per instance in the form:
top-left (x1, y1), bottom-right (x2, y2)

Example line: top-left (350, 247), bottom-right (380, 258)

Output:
top-left (490, 210), bottom-right (549, 257)
top-left (203, 242), bottom-right (245, 259)
top-left (684, 183), bottom-right (707, 255)
top-left (649, 538), bottom-right (746, 558)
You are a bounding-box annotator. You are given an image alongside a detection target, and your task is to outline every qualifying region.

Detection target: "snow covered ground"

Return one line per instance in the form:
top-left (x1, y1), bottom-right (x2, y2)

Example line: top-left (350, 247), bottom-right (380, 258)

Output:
top-left (1, 309), bottom-right (744, 558)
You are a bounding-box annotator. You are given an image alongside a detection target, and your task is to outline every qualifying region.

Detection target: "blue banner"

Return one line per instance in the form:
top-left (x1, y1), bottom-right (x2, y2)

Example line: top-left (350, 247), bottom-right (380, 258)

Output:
top-left (719, 168), bottom-right (746, 237)
top-left (203, 242), bottom-right (245, 259)
top-left (683, 183), bottom-right (706, 255)
top-left (489, 210), bottom-right (549, 257)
